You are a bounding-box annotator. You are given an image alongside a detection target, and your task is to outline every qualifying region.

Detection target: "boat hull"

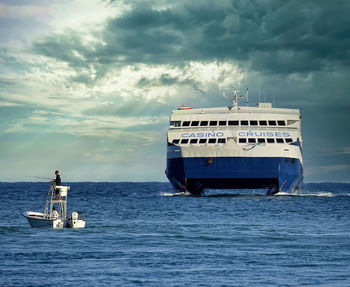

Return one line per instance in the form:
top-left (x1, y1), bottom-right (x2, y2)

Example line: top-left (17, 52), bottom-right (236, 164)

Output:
top-left (23, 211), bottom-right (86, 229)
top-left (166, 156), bottom-right (303, 195)
top-left (23, 212), bottom-right (54, 228)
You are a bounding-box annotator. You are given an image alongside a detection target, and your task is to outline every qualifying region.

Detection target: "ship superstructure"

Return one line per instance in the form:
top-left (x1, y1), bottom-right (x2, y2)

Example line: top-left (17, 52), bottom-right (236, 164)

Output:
top-left (166, 89), bottom-right (303, 195)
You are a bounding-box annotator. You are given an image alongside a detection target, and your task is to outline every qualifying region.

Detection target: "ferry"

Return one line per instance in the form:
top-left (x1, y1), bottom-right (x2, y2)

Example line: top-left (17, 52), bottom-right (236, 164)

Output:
top-left (165, 89), bottom-right (303, 195)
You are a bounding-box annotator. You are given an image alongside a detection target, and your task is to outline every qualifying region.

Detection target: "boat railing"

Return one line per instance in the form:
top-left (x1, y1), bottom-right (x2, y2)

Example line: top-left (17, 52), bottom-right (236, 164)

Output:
top-left (43, 184), bottom-right (69, 220)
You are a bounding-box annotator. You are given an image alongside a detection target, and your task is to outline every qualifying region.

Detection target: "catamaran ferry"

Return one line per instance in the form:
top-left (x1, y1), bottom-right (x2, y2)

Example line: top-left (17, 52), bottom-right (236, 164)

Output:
top-left (166, 89), bottom-right (303, 195)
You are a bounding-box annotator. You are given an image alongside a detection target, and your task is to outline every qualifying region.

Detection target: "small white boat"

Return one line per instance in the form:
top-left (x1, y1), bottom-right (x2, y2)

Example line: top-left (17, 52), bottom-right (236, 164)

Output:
top-left (22, 211), bottom-right (54, 227)
top-left (23, 185), bottom-right (86, 229)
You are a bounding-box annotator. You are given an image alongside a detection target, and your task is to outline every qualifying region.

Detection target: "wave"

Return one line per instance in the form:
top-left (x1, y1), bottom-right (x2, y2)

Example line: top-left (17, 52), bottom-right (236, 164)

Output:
top-left (161, 191), bottom-right (350, 197)
top-left (276, 191), bottom-right (336, 197)
top-left (161, 191), bottom-right (192, 197)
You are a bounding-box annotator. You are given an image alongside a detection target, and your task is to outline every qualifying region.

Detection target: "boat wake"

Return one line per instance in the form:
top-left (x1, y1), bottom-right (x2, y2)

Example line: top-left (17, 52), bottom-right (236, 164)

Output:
top-left (161, 191), bottom-right (349, 197)
top-left (161, 191), bottom-right (192, 197)
top-left (278, 191), bottom-right (336, 197)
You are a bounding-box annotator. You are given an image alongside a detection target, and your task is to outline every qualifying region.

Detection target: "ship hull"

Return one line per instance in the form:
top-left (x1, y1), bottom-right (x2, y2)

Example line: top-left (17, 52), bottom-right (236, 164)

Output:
top-left (167, 156), bottom-right (303, 195)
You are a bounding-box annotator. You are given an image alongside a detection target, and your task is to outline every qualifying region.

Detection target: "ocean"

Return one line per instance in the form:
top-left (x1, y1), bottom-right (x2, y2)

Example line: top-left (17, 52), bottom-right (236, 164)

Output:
top-left (1, 182), bottom-right (349, 287)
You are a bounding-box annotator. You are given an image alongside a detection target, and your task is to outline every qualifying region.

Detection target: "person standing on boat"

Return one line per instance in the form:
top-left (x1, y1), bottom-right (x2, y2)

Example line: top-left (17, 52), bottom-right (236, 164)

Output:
top-left (51, 170), bottom-right (61, 198)
top-left (54, 170), bottom-right (61, 186)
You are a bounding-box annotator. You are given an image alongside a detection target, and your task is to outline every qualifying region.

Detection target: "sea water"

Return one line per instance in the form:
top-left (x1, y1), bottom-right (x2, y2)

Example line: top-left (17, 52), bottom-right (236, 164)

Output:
top-left (0, 182), bottom-right (349, 287)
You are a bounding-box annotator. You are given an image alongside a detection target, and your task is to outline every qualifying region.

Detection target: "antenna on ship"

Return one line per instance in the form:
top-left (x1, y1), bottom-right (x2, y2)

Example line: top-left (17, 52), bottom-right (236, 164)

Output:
top-left (231, 86), bottom-right (248, 108)
top-left (233, 86), bottom-right (238, 108)
top-left (245, 88), bottom-right (249, 106)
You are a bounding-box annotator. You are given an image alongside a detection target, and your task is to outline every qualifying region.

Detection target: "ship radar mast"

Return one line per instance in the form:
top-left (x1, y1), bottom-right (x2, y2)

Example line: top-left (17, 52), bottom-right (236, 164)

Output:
top-left (231, 86), bottom-right (249, 108)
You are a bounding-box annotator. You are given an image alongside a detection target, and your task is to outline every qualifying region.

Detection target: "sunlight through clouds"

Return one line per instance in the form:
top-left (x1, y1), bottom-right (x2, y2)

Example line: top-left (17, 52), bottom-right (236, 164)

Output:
top-left (0, 0), bottom-right (349, 181)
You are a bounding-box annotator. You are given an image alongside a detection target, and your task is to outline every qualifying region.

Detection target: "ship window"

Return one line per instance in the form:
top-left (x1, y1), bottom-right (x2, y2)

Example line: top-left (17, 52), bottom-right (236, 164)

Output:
top-left (278, 120), bottom-right (286, 126)
top-left (228, 120), bottom-right (239, 126)
top-left (200, 121), bottom-right (208, 126)
top-left (287, 120), bottom-right (298, 125)
top-left (285, 138), bottom-right (293, 143)
top-left (218, 138), bottom-right (226, 143)
top-left (208, 138), bottom-right (216, 144)
top-left (219, 121), bottom-right (227, 126)
top-left (191, 121), bottom-right (199, 126)
top-left (241, 120), bottom-right (248, 125)
top-left (250, 120), bottom-right (258, 126)
top-left (172, 139), bottom-right (180, 144)
top-left (291, 158), bottom-right (295, 164)
top-left (257, 138), bottom-right (265, 143)
top-left (239, 138), bottom-right (247, 143)
top-left (276, 138), bottom-right (284, 143)
top-left (170, 121), bottom-right (181, 127)
top-left (268, 120), bottom-right (276, 126)
top-left (259, 120), bottom-right (267, 126)
top-left (248, 138), bottom-right (256, 143)
top-left (182, 121), bottom-right (190, 127)
top-left (190, 139), bottom-right (198, 144)
top-left (181, 139), bottom-right (189, 144)
top-left (209, 121), bottom-right (217, 126)
top-left (285, 157), bottom-right (290, 162)
top-left (267, 138), bottom-right (275, 143)
top-left (199, 139), bottom-right (207, 144)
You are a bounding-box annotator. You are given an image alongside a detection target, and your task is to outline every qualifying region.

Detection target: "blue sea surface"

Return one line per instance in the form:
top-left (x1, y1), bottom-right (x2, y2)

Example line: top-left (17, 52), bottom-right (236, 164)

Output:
top-left (0, 182), bottom-right (349, 287)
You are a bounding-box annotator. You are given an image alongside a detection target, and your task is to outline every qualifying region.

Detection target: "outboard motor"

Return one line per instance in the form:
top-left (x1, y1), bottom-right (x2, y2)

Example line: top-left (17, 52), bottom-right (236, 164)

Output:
top-left (71, 212), bottom-right (78, 227)
top-left (70, 212), bottom-right (85, 228)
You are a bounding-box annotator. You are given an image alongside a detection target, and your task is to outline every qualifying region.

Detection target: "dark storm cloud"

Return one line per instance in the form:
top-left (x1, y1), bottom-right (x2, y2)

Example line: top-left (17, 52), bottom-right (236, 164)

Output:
top-left (32, 0), bottom-right (350, 76)
top-left (33, 31), bottom-right (94, 69)
top-left (136, 73), bottom-right (204, 92)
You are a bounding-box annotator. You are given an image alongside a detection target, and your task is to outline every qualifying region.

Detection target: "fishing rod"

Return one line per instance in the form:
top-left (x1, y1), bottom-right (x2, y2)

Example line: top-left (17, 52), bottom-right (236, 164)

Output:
top-left (25, 176), bottom-right (52, 180)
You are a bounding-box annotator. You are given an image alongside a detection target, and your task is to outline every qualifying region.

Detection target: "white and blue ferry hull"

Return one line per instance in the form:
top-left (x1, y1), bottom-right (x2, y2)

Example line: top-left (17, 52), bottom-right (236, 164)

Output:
top-left (166, 143), bottom-right (303, 195)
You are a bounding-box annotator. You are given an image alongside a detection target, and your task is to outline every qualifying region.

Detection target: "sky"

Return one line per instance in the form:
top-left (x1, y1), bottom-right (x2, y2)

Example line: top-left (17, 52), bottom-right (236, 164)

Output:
top-left (0, 0), bottom-right (349, 182)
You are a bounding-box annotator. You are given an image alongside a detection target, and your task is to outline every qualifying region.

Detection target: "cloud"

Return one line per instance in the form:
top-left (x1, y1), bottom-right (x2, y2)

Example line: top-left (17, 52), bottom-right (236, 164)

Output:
top-left (30, 0), bottom-right (350, 77)
top-left (1, 45), bottom-right (245, 119)
top-left (0, 100), bottom-right (20, 107)
top-left (319, 164), bottom-right (350, 172)
top-left (319, 146), bottom-right (350, 156)
top-left (4, 108), bottom-right (166, 138)
top-left (0, 3), bottom-right (54, 19)
top-left (1, 0), bottom-right (350, 182)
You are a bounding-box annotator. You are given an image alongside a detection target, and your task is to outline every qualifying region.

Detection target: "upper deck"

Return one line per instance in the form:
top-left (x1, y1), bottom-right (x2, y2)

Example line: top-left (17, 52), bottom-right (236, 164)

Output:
top-left (167, 101), bottom-right (303, 159)
top-left (169, 103), bottom-right (301, 130)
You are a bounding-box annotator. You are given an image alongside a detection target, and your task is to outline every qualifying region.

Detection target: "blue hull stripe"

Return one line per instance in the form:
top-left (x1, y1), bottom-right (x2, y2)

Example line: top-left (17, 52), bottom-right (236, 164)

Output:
top-left (166, 157), bottom-right (303, 193)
